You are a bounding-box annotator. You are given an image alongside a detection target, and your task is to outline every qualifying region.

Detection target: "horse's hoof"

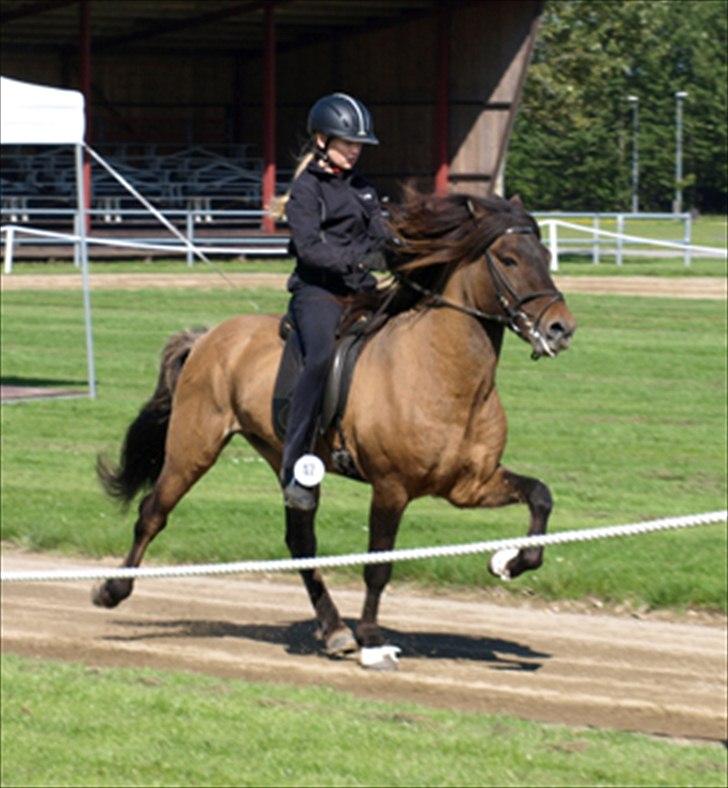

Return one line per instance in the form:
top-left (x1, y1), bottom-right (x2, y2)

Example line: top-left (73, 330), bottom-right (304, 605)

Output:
top-left (488, 548), bottom-right (519, 581)
top-left (359, 645), bottom-right (402, 671)
top-left (324, 627), bottom-right (358, 658)
top-left (91, 579), bottom-right (131, 608)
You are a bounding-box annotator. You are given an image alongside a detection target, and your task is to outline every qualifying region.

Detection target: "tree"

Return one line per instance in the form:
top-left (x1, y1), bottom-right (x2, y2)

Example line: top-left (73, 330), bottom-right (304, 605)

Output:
top-left (507, 0), bottom-right (727, 212)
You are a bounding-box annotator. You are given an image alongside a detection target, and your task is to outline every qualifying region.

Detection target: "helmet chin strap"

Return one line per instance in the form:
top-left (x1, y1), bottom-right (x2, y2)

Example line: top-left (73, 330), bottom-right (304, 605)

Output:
top-left (314, 138), bottom-right (344, 175)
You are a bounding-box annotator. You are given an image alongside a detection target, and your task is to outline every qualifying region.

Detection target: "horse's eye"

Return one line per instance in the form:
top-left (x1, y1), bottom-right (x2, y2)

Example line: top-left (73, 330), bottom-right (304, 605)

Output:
top-left (501, 256), bottom-right (518, 267)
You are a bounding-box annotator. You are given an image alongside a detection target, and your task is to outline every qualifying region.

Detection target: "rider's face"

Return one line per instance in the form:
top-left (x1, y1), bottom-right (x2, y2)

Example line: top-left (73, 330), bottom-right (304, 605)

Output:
top-left (317, 135), bottom-right (363, 170)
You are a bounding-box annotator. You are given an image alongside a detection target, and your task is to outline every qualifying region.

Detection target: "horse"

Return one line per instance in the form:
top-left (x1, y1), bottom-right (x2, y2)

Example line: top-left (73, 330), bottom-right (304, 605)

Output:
top-left (94, 190), bottom-right (576, 663)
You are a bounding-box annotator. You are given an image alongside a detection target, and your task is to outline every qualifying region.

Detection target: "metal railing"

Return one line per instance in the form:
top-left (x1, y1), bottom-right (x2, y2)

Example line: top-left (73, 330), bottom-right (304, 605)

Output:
top-left (532, 212), bottom-right (695, 266)
top-left (1, 207), bottom-right (291, 272)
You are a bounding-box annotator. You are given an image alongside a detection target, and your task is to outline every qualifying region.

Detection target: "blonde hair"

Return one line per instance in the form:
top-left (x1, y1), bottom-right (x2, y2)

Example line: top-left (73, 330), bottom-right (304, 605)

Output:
top-left (268, 144), bottom-right (316, 221)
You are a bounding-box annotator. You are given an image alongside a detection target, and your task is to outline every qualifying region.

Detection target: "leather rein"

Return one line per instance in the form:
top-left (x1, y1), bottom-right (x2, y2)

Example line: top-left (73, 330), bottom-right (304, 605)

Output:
top-left (396, 225), bottom-right (564, 359)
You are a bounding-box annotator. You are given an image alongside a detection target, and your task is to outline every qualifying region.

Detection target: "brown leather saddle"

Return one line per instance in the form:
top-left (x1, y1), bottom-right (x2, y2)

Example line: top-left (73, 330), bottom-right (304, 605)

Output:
top-left (271, 313), bottom-right (370, 479)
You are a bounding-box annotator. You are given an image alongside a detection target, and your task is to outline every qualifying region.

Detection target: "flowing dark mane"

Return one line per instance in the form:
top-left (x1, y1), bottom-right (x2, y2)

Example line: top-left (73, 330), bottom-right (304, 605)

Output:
top-left (345, 189), bottom-right (540, 332)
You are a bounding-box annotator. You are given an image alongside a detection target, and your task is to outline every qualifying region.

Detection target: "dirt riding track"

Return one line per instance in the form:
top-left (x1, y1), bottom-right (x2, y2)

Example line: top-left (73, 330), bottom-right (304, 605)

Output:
top-left (2, 549), bottom-right (726, 742)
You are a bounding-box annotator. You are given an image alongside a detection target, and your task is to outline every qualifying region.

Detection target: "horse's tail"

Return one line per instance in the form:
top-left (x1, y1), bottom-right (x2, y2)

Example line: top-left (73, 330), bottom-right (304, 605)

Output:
top-left (96, 327), bottom-right (208, 507)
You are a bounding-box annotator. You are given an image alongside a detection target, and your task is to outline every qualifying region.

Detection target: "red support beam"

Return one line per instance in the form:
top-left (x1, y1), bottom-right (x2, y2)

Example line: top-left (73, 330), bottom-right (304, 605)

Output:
top-left (261, 0), bottom-right (276, 233)
top-left (79, 0), bottom-right (92, 234)
top-left (433, 3), bottom-right (450, 196)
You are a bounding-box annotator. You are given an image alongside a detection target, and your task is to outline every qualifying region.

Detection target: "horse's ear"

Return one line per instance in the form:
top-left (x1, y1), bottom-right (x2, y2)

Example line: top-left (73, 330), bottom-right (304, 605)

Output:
top-left (509, 194), bottom-right (524, 209)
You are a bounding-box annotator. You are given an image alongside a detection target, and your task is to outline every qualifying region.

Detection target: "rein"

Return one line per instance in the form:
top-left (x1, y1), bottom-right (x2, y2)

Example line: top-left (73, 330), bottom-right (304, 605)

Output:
top-left (396, 225), bottom-right (564, 359)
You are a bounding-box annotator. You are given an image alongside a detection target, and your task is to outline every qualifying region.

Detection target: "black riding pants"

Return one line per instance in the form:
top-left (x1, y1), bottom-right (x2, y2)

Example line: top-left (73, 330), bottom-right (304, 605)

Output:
top-left (281, 284), bottom-right (344, 481)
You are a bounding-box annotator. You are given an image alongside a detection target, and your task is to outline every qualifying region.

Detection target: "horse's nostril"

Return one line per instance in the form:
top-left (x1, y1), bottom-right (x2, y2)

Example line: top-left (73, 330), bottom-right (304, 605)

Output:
top-left (547, 321), bottom-right (565, 339)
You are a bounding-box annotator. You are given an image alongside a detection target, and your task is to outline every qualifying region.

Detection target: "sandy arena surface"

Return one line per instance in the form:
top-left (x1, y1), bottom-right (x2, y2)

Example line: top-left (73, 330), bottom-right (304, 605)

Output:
top-left (1, 271), bottom-right (726, 299)
top-left (2, 548), bottom-right (726, 742)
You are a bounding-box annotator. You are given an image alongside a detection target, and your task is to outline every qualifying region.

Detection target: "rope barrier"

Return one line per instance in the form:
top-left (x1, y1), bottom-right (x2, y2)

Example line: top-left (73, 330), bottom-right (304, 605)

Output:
top-left (1, 510), bottom-right (724, 584)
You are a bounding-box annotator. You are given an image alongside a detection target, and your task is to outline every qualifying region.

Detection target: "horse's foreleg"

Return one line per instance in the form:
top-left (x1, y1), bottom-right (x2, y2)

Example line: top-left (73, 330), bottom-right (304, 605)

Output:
top-left (356, 490), bottom-right (407, 648)
top-left (284, 504), bottom-right (356, 657)
top-left (473, 466), bottom-right (552, 579)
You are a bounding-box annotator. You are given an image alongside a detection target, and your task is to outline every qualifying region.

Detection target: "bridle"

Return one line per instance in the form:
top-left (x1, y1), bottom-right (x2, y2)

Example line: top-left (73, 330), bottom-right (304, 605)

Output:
top-left (396, 225), bottom-right (564, 359)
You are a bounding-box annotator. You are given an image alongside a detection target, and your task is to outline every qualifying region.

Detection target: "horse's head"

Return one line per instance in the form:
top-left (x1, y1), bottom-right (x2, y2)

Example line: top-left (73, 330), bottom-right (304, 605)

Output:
top-left (462, 194), bottom-right (576, 358)
top-left (387, 191), bottom-right (576, 359)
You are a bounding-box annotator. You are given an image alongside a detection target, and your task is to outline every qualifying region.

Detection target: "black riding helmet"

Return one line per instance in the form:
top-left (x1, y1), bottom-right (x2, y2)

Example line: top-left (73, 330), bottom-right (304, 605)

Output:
top-left (307, 93), bottom-right (379, 145)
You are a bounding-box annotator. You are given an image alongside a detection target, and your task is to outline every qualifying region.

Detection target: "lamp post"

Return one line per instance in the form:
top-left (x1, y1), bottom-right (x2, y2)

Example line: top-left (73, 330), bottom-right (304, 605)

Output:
top-left (674, 90), bottom-right (688, 214)
top-left (627, 95), bottom-right (639, 213)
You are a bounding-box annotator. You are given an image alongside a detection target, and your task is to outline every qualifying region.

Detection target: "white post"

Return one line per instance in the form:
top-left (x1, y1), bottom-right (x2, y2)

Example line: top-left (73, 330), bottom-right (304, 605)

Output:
top-left (186, 210), bottom-right (194, 266)
top-left (76, 143), bottom-right (97, 399)
top-left (73, 211), bottom-right (81, 267)
top-left (592, 215), bottom-right (600, 265)
top-left (616, 214), bottom-right (624, 266)
top-left (548, 221), bottom-right (559, 272)
top-left (3, 226), bottom-right (16, 273)
top-left (683, 212), bottom-right (692, 268)
top-left (674, 91), bottom-right (688, 214)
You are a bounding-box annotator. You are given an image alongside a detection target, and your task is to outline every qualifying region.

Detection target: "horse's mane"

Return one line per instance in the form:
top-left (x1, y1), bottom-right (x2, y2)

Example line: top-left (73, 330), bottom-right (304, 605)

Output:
top-left (344, 188), bottom-right (540, 333)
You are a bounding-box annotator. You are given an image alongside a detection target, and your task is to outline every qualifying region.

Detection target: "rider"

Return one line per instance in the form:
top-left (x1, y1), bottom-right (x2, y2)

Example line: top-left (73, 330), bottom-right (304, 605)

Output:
top-left (274, 93), bottom-right (389, 511)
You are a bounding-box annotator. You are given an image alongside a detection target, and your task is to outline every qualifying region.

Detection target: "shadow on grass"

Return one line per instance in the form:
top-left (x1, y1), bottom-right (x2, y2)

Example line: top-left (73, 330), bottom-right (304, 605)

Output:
top-left (1, 375), bottom-right (87, 387)
top-left (104, 617), bottom-right (550, 671)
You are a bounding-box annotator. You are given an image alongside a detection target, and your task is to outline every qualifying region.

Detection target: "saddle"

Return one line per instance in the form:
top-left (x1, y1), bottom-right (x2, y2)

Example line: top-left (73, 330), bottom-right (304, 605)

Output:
top-left (271, 312), bottom-right (370, 480)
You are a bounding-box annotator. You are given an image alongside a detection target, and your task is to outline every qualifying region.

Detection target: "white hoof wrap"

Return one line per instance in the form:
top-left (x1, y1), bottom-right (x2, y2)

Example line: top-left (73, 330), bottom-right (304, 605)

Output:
top-left (359, 645), bottom-right (402, 670)
top-left (489, 548), bottom-right (519, 581)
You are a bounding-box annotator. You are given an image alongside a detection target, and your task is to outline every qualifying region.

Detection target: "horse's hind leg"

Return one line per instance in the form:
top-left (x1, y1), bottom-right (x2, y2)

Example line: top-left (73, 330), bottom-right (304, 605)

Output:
top-left (93, 414), bottom-right (230, 608)
top-left (471, 465), bottom-right (552, 580)
top-left (285, 504), bottom-right (357, 657)
top-left (356, 487), bottom-right (407, 648)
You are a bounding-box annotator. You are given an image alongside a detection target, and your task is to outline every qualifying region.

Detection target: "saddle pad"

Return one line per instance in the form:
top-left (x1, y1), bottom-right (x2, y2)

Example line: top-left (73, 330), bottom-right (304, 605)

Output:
top-left (271, 318), bottom-right (367, 444)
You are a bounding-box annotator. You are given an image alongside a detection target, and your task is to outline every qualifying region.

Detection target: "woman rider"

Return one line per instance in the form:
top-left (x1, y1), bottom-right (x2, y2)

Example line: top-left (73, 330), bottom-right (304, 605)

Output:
top-left (275, 93), bottom-right (389, 511)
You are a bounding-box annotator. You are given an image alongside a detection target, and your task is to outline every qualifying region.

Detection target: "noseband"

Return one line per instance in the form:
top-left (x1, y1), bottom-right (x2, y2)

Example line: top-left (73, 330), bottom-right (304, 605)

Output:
top-left (398, 225), bottom-right (564, 359)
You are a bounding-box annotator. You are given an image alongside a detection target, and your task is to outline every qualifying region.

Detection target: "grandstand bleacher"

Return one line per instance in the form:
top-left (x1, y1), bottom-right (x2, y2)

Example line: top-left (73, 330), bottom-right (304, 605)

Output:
top-left (1, 143), bottom-right (293, 226)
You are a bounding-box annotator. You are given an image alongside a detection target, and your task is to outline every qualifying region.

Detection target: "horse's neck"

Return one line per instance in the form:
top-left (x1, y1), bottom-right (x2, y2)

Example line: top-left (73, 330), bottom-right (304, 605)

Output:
top-left (441, 262), bottom-right (504, 357)
top-left (404, 271), bottom-right (504, 394)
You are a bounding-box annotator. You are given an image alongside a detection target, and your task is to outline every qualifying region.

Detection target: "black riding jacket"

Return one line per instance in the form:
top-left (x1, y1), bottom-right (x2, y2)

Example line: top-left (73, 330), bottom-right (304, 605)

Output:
top-left (286, 161), bottom-right (389, 294)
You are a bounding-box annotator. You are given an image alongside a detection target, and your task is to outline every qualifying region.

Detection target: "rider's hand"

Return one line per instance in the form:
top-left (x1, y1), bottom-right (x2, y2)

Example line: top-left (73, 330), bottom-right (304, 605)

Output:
top-left (356, 250), bottom-right (388, 272)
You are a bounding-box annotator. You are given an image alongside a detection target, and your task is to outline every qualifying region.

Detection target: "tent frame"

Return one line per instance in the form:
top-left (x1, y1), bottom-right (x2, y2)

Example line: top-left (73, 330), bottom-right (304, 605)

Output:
top-left (1, 75), bottom-right (96, 399)
top-left (74, 142), bottom-right (96, 398)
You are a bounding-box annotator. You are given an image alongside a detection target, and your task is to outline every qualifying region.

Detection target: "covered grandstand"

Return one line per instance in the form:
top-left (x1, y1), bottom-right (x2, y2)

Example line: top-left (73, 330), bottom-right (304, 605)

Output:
top-left (1, 0), bottom-right (543, 252)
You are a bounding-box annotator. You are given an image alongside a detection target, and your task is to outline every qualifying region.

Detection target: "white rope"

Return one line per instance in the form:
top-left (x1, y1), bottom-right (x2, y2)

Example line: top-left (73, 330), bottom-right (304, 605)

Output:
top-left (1, 510), bottom-right (724, 584)
top-left (543, 219), bottom-right (727, 257)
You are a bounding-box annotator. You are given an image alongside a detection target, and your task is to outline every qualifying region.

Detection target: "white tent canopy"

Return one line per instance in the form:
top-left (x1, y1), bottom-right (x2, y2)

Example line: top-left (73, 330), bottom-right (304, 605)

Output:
top-left (1, 77), bottom-right (85, 145)
top-left (1, 76), bottom-right (95, 398)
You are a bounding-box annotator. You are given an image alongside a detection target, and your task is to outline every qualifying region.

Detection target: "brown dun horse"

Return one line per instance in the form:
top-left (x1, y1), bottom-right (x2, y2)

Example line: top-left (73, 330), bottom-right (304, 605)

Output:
top-left (95, 191), bottom-right (576, 661)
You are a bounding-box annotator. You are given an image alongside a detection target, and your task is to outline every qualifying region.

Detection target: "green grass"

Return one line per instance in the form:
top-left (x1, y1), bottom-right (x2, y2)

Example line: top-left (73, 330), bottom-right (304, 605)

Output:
top-left (2, 654), bottom-right (725, 788)
top-left (4, 255), bottom-right (725, 279)
top-left (1, 257), bottom-right (296, 276)
top-left (1, 286), bottom-right (726, 611)
top-left (555, 256), bottom-right (726, 277)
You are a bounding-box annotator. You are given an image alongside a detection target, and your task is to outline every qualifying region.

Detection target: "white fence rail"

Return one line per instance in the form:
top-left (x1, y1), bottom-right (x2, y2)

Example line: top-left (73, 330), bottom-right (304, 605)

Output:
top-left (1, 224), bottom-right (288, 274)
top-left (538, 219), bottom-right (727, 271)
top-left (2, 510), bottom-right (724, 583)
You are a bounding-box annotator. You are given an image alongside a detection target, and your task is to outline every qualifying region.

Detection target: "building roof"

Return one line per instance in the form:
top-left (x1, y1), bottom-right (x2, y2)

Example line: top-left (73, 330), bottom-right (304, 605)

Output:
top-left (1, 0), bottom-right (440, 53)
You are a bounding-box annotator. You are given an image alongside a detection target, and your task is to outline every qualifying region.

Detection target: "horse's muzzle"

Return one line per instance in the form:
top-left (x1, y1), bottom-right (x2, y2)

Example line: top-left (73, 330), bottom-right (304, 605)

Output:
top-left (531, 318), bottom-right (576, 359)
